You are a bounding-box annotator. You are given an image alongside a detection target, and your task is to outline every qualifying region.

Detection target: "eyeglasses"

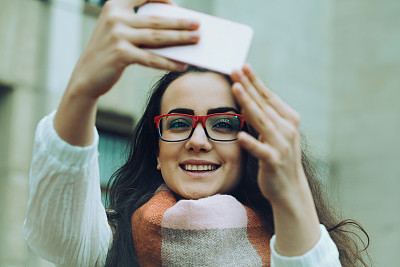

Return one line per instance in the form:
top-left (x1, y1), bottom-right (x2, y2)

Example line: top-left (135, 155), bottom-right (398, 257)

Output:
top-left (154, 113), bottom-right (244, 142)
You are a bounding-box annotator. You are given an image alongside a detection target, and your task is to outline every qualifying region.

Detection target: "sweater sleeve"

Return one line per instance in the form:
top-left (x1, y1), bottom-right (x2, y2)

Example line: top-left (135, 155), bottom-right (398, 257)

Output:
top-left (23, 111), bottom-right (112, 267)
top-left (270, 224), bottom-right (341, 267)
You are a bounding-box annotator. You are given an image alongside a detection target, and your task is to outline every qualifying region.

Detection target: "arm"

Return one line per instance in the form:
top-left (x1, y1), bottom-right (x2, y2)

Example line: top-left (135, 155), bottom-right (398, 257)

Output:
top-left (25, 0), bottom-right (200, 264)
top-left (55, 0), bottom-right (199, 146)
top-left (23, 111), bottom-right (111, 266)
top-left (231, 65), bottom-right (340, 266)
top-left (270, 225), bottom-right (340, 266)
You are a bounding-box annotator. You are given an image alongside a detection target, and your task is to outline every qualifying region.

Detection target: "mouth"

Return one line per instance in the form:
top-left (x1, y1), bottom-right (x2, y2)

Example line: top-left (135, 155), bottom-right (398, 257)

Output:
top-left (179, 164), bottom-right (221, 173)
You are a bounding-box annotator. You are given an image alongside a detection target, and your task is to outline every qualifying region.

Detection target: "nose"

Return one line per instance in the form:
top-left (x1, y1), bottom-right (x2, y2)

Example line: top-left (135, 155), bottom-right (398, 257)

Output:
top-left (185, 123), bottom-right (212, 152)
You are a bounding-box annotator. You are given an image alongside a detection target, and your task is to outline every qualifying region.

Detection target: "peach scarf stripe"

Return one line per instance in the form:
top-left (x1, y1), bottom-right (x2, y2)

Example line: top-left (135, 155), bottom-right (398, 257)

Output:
top-left (131, 186), bottom-right (271, 266)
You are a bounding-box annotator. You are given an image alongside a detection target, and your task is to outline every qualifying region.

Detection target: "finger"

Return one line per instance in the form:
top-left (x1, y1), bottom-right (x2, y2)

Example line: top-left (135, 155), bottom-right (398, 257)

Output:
top-left (141, 0), bottom-right (176, 6)
top-left (114, 0), bottom-right (174, 9)
top-left (241, 63), bottom-right (273, 100)
top-left (242, 64), bottom-right (300, 125)
top-left (112, 0), bottom-right (137, 9)
top-left (116, 42), bottom-right (187, 70)
top-left (127, 28), bottom-right (199, 48)
top-left (237, 132), bottom-right (276, 164)
top-left (128, 15), bottom-right (199, 30)
top-left (233, 80), bottom-right (299, 144)
top-left (232, 70), bottom-right (300, 145)
top-left (130, 47), bottom-right (187, 71)
top-left (232, 82), bottom-right (284, 145)
top-left (231, 70), bottom-right (297, 142)
top-left (231, 70), bottom-right (264, 108)
top-left (231, 70), bottom-right (282, 128)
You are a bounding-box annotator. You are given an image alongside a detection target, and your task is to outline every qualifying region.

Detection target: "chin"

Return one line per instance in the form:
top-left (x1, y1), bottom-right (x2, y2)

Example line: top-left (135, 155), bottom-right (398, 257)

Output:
top-left (176, 186), bottom-right (217, 200)
top-left (179, 191), bottom-right (210, 200)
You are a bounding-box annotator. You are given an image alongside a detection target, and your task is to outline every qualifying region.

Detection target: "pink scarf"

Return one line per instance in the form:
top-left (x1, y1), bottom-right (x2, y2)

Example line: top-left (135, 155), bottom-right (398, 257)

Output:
top-left (132, 185), bottom-right (271, 266)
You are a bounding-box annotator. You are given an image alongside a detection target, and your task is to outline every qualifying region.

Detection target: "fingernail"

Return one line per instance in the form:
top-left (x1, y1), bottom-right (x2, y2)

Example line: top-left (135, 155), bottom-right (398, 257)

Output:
top-left (175, 62), bottom-right (187, 71)
top-left (237, 131), bottom-right (246, 140)
top-left (233, 82), bottom-right (244, 93)
top-left (189, 32), bottom-right (200, 41)
top-left (230, 71), bottom-right (240, 82)
top-left (189, 20), bottom-right (200, 29)
top-left (244, 63), bottom-right (253, 73)
top-left (237, 71), bottom-right (244, 80)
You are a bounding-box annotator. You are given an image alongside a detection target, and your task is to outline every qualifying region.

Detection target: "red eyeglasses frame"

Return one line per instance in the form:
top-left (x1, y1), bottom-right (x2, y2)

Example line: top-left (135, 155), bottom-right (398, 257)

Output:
top-left (154, 113), bottom-right (245, 142)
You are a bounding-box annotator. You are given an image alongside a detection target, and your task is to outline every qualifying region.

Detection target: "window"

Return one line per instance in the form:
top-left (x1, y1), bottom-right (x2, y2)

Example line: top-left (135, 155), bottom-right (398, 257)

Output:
top-left (96, 110), bottom-right (134, 207)
top-left (84, 0), bottom-right (106, 16)
top-left (84, 0), bottom-right (107, 7)
top-left (98, 131), bottom-right (129, 206)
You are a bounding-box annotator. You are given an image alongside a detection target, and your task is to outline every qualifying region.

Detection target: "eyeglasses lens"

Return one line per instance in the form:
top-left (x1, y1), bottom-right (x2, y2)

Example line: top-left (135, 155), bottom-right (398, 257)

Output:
top-left (159, 114), bottom-right (241, 141)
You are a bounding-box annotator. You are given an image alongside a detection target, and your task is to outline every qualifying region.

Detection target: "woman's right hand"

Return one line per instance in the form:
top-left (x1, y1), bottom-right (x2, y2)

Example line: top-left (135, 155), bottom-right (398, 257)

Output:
top-left (68, 0), bottom-right (199, 99)
top-left (55, 0), bottom-right (199, 146)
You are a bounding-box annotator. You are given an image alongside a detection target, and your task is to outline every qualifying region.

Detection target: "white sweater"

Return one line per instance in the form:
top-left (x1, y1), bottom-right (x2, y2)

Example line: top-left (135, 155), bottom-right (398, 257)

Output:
top-left (23, 111), bottom-right (341, 266)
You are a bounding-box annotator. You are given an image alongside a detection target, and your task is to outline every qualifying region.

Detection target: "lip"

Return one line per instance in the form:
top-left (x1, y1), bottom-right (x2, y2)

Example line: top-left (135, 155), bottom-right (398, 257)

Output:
top-left (180, 159), bottom-right (220, 165)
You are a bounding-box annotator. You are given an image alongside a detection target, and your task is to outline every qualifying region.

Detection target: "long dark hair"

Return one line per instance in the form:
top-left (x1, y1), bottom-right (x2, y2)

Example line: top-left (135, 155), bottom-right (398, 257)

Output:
top-left (105, 66), bottom-right (370, 266)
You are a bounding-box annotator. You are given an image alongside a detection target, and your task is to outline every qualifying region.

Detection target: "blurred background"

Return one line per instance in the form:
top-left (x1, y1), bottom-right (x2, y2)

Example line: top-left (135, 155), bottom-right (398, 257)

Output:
top-left (0, 0), bottom-right (399, 266)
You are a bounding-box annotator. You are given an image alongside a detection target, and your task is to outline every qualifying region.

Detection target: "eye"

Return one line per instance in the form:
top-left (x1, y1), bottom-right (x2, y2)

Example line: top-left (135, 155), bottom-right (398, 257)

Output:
top-left (211, 118), bottom-right (239, 133)
top-left (167, 118), bottom-right (191, 130)
top-left (209, 115), bottom-right (242, 133)
top-left (213, 118), bottom-right (232, 129)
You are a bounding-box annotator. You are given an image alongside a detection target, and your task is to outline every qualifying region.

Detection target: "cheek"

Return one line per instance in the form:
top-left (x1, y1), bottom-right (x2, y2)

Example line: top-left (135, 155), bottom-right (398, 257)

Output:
top-left (157, 141), bottom-right (162, 170)
top-left (232, 143), bottom-right (243, 163)
top-left (220, 144), bottom-right (243, 172)
top-left (231, 147), bottom-right (245, 189)
top-left (218, 144), bottom-right (244, 194)
top-left (157, 142), bottom-right (179, 170)
top-left (157, 142), bottom-right (166, 170)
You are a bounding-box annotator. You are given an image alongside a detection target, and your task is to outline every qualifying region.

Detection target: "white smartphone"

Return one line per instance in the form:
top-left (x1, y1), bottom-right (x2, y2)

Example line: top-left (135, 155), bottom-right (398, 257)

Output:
top-left (137, 3), bottom-right (254, 75)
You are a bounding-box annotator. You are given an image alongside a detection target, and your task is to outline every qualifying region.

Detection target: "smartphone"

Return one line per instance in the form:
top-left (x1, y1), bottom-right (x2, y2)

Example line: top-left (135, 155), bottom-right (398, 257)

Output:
top-left (137, 3), bottom-right (254, 75)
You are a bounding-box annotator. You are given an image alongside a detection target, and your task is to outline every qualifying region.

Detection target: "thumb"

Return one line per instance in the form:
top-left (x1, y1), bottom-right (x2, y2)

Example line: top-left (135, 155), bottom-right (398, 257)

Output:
top-left (114, 0), bottom-right (175, 9)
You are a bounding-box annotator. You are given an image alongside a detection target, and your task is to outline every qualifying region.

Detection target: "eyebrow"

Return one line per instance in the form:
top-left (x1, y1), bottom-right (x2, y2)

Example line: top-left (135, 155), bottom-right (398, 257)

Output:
top-left (168, 108), bottom-right (194, 115)
top-left (167, 107), bottom-right (240, 115)
top-left (207, 107), bottom-right (240, 115)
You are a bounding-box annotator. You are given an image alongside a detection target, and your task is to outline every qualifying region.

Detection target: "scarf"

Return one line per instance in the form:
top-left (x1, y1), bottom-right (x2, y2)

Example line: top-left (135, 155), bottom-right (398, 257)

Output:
top-left (131, 185), bottom-right (271, 266)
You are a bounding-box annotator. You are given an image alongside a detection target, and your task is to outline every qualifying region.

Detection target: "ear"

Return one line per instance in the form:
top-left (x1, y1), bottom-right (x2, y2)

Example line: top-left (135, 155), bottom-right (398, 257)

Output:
top-left (157, 156), bottom-right (161, 170)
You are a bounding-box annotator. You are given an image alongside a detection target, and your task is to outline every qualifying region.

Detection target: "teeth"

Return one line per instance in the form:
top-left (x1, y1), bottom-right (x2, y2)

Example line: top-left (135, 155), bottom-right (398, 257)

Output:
top-left (183, 164), bottom-right (218, 171)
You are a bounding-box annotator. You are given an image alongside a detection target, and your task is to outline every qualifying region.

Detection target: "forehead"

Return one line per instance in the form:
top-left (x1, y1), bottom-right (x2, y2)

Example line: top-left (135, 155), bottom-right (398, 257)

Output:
top-left (160, 72), bottom-right (237, 114)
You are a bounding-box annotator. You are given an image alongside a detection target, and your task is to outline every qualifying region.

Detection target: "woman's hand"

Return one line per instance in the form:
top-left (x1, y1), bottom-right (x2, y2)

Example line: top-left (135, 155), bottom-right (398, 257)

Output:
top-left (69, 0), bottom-right (199, 99)
top-left (55, 0), bottom-right (199, 146)
top-left (231, 64), bottom-right (320, 256)
top-left (231, 64), bottom-right (305, 204)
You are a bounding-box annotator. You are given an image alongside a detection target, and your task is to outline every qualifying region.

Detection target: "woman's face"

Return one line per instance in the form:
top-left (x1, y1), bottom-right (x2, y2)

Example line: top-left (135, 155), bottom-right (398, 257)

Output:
top-left (157, 72), bottom-right (243, 199)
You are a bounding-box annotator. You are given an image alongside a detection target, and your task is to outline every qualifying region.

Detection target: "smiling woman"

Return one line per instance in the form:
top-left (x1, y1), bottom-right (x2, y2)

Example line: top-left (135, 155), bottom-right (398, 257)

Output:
top-left (98, 65), bottom-right (370, 266)
top-left (23, 0), bottom-right (369, 266)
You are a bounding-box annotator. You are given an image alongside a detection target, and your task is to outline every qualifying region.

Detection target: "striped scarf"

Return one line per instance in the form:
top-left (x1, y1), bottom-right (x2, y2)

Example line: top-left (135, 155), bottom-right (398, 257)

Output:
top-left (131, 185), bottom-right (271, 266)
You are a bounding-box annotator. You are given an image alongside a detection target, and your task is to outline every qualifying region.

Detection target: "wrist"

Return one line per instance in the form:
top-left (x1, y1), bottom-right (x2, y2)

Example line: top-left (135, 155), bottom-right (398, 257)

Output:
top-left (55, 82), bottom-right (100, 147)
top-left (65, 75), bottom-right (101, 102)
top-left (267, 171), bottom-right (319, 224)
top-left (269, 179), bottom-right (321, 256)
top-left (267, 170), bottom-right (312, 207)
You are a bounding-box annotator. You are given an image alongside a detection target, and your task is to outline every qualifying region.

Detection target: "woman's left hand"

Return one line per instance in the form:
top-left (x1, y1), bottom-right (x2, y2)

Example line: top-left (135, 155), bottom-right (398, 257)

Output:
top-left (231, 64), bottom-right (307, 204)
top-left (231, 64), bottom-right (321, 256)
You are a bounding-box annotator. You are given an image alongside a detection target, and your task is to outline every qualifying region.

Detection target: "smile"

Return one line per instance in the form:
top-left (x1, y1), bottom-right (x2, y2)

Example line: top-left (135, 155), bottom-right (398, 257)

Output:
top-left (180, 164), bottom-right (221, 172)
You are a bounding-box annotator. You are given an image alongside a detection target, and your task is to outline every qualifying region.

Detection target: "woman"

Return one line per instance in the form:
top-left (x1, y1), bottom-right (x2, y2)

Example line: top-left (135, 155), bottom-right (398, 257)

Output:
top-left (23, 0), bottom-right (368, 266)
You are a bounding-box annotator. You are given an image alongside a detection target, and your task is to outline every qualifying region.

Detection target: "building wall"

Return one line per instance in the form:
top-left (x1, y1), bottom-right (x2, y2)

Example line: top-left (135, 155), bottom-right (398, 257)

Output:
top-left (0, 0), bottom-right (398, 266)
top-left (331, 0), bottom-right (400, 266)
top-left (215, 0), bottom-right (335, 159)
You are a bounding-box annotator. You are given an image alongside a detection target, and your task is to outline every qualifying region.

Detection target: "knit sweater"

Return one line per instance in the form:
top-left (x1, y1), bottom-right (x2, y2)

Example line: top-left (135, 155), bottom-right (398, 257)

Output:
top-left (23, 111), bottom-right (341, 266)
